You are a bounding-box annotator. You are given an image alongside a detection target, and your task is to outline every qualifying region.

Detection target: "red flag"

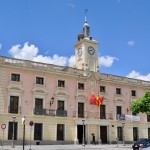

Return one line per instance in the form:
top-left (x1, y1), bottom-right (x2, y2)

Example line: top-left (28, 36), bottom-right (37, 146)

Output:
top-left (90, 95), bottom-right (96, 104)
top-left (90, 95), bottom-right (105, 107)
top-left (96, 95), bottom-right (101, 106)
top-left (100, 96), bottom-right (105, 105)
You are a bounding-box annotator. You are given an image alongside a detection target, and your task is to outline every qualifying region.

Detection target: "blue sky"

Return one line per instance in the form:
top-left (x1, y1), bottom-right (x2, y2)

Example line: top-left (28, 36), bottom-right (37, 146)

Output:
top-left (0, 0), bottom-right (150, 81)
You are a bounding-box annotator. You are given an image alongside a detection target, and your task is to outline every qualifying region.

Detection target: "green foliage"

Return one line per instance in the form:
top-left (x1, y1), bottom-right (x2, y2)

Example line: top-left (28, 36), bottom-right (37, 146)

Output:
top-left (130, 91), bottom-right (150, 116)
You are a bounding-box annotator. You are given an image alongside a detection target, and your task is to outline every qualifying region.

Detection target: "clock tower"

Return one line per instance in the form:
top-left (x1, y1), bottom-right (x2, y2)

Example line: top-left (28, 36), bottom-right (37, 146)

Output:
top-left (75, 11), bottom-right (99, 72)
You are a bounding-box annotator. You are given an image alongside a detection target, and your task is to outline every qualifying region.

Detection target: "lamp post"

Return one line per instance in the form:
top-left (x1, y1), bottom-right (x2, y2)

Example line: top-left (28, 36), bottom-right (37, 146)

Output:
top-left (82, 119), bottom-right (85, 146)
top-left (22, 116), bottom-right (26, 150)
top-left (50, 97), bottom-right (54, 107)
top-left (12, 115), bottom-right (16, 148)
top-left (122, 120), bottom-right (125, 146)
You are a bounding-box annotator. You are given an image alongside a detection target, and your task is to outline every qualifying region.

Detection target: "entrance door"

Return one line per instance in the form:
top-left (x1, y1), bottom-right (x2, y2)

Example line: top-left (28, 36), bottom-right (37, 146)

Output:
top-left (77, 125), bottom-right (85, 144)
top-left (100, 126), bottom-right (107, 144)
top-left (133, 127), bottom-right (139, 141)
top-left (34, 123), bottom-right (43, 140)
top-left (8, 122), bottom-right (18, 140)
top-left (57, 124), bottom-right (64, 141)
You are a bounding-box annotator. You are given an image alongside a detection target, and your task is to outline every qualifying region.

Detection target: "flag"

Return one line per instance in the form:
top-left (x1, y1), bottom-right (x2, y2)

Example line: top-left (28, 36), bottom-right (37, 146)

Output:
top-left (90, 95), bottom-right (96, 104)
top-left (90, 95), bottom-right (105, 107)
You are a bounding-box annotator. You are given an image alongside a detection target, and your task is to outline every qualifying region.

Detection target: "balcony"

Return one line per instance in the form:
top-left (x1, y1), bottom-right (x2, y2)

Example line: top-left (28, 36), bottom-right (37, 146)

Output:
top-left (33, 109), bottom-right (67, 117)
top-left (72, 111), bottom-right (113, 120)
top-left (8, 106), bottom-right (21, 114)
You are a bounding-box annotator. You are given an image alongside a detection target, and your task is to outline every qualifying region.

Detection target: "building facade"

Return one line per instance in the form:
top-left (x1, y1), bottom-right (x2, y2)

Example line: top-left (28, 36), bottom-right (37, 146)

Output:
top-left (0, 17), bottom-right (150, 145)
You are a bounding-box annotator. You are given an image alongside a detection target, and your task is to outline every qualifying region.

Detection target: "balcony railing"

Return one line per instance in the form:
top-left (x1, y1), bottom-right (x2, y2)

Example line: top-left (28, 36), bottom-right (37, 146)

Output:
top-left (33, 109), bottom-right (67, 117)
top-left (8, 106), bottom-right (21, 114)
top-left (72, 111), bottom-right (113, 120)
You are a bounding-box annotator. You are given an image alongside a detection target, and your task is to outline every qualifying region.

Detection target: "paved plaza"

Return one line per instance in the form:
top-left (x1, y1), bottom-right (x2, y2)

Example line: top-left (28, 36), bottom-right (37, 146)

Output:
top-left (0, 144), bottom-right (135, 150)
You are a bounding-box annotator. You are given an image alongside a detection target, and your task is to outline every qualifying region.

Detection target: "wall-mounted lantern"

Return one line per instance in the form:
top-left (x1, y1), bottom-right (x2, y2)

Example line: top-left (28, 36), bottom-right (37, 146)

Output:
top-left (50, 97), bottom-right (54, 107)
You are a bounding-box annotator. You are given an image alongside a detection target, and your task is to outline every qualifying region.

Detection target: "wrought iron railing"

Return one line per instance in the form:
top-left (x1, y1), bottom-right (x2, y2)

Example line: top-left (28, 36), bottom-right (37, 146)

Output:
top-left (72, 111), bottom-right (113, 120)
top-left (8, 106), bottom-right (21, 114)
top-left (33, 109), bottom-right (67, 117)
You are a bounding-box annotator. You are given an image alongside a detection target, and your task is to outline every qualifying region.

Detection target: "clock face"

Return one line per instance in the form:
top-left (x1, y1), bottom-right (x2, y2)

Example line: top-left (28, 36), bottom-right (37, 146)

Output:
top-left (78, 48), bottom-right (82, 57)
top-left (88, 46), bottom-right (95, 55)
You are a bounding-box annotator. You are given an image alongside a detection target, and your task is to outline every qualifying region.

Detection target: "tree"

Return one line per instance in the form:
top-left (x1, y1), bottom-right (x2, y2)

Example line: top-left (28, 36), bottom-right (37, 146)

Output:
top-left (130, 91), bottom-right (150, 116)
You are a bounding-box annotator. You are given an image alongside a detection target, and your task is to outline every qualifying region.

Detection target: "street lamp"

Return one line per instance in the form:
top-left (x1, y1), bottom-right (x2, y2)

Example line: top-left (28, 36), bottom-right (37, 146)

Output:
top-left (50, 97), bottom-right (54, 107)
top-left (22, 116), bottom-right (26, 150)
top-left (122, 120), bottom-right (125, 146)
top-left (82, 119), bottom-right (85, 146)
top-left (12, 115), bottom-right (16, 148)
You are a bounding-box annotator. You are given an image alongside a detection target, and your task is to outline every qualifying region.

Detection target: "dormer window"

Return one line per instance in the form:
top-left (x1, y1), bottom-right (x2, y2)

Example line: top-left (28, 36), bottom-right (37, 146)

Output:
top-left (78, 83), bottom-right (84, 90)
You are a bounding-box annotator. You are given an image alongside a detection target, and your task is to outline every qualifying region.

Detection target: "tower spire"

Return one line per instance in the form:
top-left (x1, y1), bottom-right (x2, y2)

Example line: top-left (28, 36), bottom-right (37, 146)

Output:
top-left (83, 9), bottom-right (90, 38)
top-left (77, 9), bottom-right (91, 41)
top-left (85, 9), bottom-right (88, 23)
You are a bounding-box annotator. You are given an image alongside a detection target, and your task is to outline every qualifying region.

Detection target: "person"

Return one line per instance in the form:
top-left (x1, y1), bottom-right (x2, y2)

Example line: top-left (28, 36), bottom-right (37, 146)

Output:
top-left (91, 133), bottom-right (96, 145)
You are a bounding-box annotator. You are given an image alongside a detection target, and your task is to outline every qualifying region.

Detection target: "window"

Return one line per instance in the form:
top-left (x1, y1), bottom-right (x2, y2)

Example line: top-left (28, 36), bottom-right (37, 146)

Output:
top-left (116, 88), bottom-right (121, 95)
top-left (36, 77), bottom-right (44, 85)
top-left (34, 123), bottom-right (43, 140)
top-left (57, 101), bottom-right (64, 110)
top-left (100, 86), bottom-right (105, 93)
top-left (57, 101), bottom-right (66, 117)
top-left (35, 98), bottom-right (43, 110)
top-left (34, 98), bottom-right (44, 115)
top-left (78, 103), bottom-right (84, 118)
top-left (148, 128), bottom-right (150, 138)
top-left (11, 73), bottom-right (20, 82)
top-left (8, 122), bottom-right (18, 140)
top-left (58, 80), bottom-right (65, 87)
top-left (116, 106), bottom-right (122, 119)
top-left (78, 83), bottom-right (84, 90)
top-left (116, 106), bottom-right (122, 115)
top-left (9, 96), bottom-right (19, 114)
top-left (57, 124), bottom-right (64, 141)
top-left (117, 127), bottom-right (123, 141)
top-left (131, 90), bottom-right (136, 96)
top-left (100, 105), bottom-right (106, 119)
top-left (133, 127), bottom-right (139, 141)
top-left (147, 115), bottom-right (150, 122)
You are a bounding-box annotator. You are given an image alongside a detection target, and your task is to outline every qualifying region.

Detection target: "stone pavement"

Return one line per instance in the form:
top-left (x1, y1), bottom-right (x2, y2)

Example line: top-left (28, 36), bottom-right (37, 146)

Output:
top-left (0, 144), bottom-right (134, 150)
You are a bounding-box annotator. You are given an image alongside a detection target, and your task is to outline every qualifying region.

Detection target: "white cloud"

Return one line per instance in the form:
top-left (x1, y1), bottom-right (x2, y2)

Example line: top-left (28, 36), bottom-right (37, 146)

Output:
top-left (0, 43), bottom-right (2, 49)
top-left (9, 42), bottom-right (38, 60)
top-left (33, 55), bottom-right (68, 66)
top-left (99, 56), bottom-right (118, 67)
top-left (127, 70), bottom-right (150, 81)
top-left (68, 55), bottom-right (75, 67)
top-left (9, 42), bottom-right (117, 68)
top-left (9, 42), bottom-right (68, 66)
top-left (127, 40), bottom-right (135, 46)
